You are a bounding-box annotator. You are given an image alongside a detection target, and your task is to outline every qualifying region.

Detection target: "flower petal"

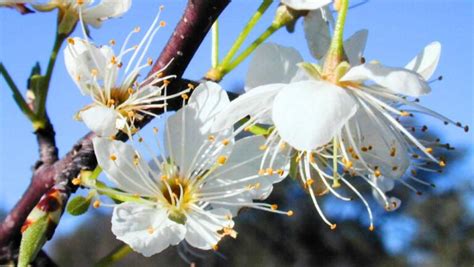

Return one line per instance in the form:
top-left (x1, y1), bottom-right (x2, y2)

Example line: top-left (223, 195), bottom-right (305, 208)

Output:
top-left (343, 29), bottom-right (368, 66)
top-left (93, 137), bottom-right (157, 196)
top-left (304, 8), bottom-right (332, 60)
top-left (342, 108), bottom-right (410, 180)
top-left (212, 84), bottom-right (284, 131)
top-left (245, 43), bottom-right (303, 90)
top-left (272, 80), bottom-right (358, 150)
top-left (64, 38), bottom-right (114, 94)
top-left (111, 203), bottom-right (186, 257)
top-left (80, 106), bottom-right (120, 137)
top-left (405, 41), bottom-right (441, 80)
top-left (165, 83), bottom-right (231, 176)
top-left (185, 208), bottom-right (234, 250)
top-left (281, 0), bottom-right (331, 10)
top-left (82, 0), bottom-right (132, 28)
top-left (341, 62), bottom-right (431, 97)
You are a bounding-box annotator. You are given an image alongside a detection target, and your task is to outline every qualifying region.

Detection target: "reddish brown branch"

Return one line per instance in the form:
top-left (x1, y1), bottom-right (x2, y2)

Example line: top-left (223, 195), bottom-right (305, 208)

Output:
top-left (0, 0), bottom-right (230, 261)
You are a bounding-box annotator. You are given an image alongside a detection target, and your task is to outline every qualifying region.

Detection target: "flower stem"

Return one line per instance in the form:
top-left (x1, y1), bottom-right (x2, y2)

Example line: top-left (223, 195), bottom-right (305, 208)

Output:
top-left (211, 20), bottom-right (219, 68)
top-left (219, 0), bottom-right (273, 68)
top-left (94, 244), bottom-right (133, 267)
top-left (35, 31), bottom-right (67, 122)
top-left (0, 63), bottom-right (37, 122)
top-left (329, 0), bottom-right (349, 54)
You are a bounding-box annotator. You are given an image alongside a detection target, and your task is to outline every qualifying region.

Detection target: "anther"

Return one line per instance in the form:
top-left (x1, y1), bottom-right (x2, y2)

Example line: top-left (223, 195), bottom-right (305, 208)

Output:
top-left (330, 224), bottom-right (337, 230)
top-left (258, 169), bottom-right (265, 176)
top-left (208, 135), bottom-right (215, 142)
top-left (439, 160), bottom-right (446, 167)
top-left (305, 179), bottom-right (314, 188)
top-left (259, 144), bottom-right (268, 151)
top-left (91, 69), bottom-right (98, 76)
top-left (369, 225), bottom-right (375, 231)
top-left (138, 137), bottom-right (144, 143)
top-left (147, 226), bottom-right (154, 234)
top-left (217, 155), bottom-right (227, 165)
top-left (71, 177), bottom-right (81, 186)
top-left (134, 26), bottom-right (141, 33)
top-left (221, 139), bottom-right (230, 146)
top-left (425, 147), bottom-right (433, 154)
top-left (271, 204), bottom-right (278, 210)
top-left (400, 111), bottom-right (410, 117)
top-left (153, 127), bottom-right (159, 134)
top-left (110, 154), bottom-right (117, 161)
top-left (93, 200), bottom-right (100, 208)
top-left (67, 38), bottom-right (75, 45)
top-left (212, 244), bottom-right (219, 251)
top-left (265, 168), bottom-right (273, 175)
top-left (287, 210), bottom-right (294, 217)
top-left (160, 21), bottom-right (166, 27)
top-left (181, 93), bottom-right (189, 100)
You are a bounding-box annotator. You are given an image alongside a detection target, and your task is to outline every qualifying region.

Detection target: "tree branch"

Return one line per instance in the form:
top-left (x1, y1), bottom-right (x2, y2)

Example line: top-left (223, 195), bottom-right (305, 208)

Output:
top-left (0, 0), bottom-right (230, 261)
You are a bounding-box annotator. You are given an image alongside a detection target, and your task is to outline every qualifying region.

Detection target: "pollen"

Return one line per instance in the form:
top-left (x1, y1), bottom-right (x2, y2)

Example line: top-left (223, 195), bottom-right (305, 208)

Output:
top-left (265, 168), bottom-right (273, 175)
top-left (276, 169), bottom-right (285, 176)
top-left (439, 160), bottom-right (446, 167)
top-left (187, 83), bottom-right (195, 90)
top-left (208, 135), bottom-right (216, 142)
top-left (67, 38), bottom-right (75, 45)
top-left (287, 210), bottom-right (294, 217)
top-left (110, 56), bottom-right (118, 65)
top-left (305, 179), bottom-right (314, 188)
top-left (221, 139), bottom-right (230, 146)
top-left (330, 224), bottom-right (337, 230)
top-left (271, 204), bottom-right (278, 210)
top-left (71, 177), bottom-right (81, 186)
top-left (217, 155), bottom-right (227, 165)
top-left (425, 147), bottom-right (433, 154)
top-left (147, 226), bottom-right (154, 234)
top-left (160, 21), bottom-right (166, 27)
top-left (369, 225), bottom-right (375, 231)
top-left (93, 200), bottom-right (100, 208)
top-left (374, 169), bottom-right (382, 177)
top-left (110, 154), bottom-right (117, 161)
top-left (181, 93), bottom-right (189, 100)
top-left (163, 79), bottom-right (171, 86)
top-left (128, 88), bottom-right (134, 95)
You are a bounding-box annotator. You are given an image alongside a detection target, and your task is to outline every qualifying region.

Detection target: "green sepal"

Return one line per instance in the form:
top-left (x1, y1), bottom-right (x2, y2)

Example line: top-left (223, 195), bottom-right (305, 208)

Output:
top-left (334, 61), bottom-right (351, 82)
top-left (67, 195), bottom-right (92, 216)
top-left (18, 215), bottom-right (49, 267)
top-left (297, 62), bottom-right (322, 80)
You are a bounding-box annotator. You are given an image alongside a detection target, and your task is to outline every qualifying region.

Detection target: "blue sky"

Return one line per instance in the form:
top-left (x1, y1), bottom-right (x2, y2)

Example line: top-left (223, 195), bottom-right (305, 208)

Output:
top-left (1, 0), bottom-right (473, 255)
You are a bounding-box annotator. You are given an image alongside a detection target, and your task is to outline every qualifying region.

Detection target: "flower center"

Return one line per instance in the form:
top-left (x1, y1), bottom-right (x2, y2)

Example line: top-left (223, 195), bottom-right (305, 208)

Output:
top-left (160, 176), bottom-right (195, 224)
top-left (107, 88), bottom-right (131, 107)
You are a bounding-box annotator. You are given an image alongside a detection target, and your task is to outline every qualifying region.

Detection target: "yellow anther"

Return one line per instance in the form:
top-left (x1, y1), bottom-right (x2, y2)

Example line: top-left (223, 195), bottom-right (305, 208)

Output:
top-left (147, 226), bottom-right (154, 234)
top-left (212, 244), bottom-right (219, 251)
top-left (348, 147), bottom-right (354, 153)
top-left (222, 228), bottom-right (237, 238)
top-left (271, 204), bottom-right (278, 210)
top-left (110, 154), bottom-right (117, 161)
top-left (265, 168), bottom-right (273, 175)
top-left (161, 175), bottom-right (168, 181)
top-left (439, 160), bottom-right (446, 167)
top-left (332, 179), bottom-right (341, 188)
top-left (330, 224), bottom-right (337, 230)
top-left (127, 88), bottom-right (134, 95)
top-left (244, 126), bottom-right (250, 132)
top-left (117, 62), bottom-right (123, 68)
top-left (259, 144), bottom-right (268, 151)
top-left (147, 58), bottom-right (153, 66)
top-left (208, 135), bottom-right (216, 142)
top-left (133, 154), bottom-right (140, 166)
top-left (374, 169), bottom-right (382, 177)
top-left (221, 139), bottom-right (230, 146)
top-left (127, 111), bottom-right (135, 118)
top-left (77, 0), bottom-right (84, 5)
top-left (287, 210), bottom-right (294, 217)
top-left (390, 147), bottom-right (397, 157)
top-left (159, 5), bottom-right (164, 10)
top-left (181, 93), bottom-right (189, 100)
top-left (187, 83), bottom-right (195, 89)
top-left (91, 68), bottom-right (98, 76)
top-left (400, 111), bottom-right (411, 117)
top-left (369, 225), bottom-right (375, 231)
top-left (163, 79), bottom-right (171, 86)
top-left (75, 75), bottom-right (81, 81)
top-left (110, 56), bottom-right (118, 65)
top-left (279, 142), bottom-right (287, 150)
top-left (156, 72), bottom-right (164, 78)
top-left (305, 179), bottom-right (314, 188)
top-left (67, 38), bottom-right (75, 45)
top-left (160, 20), bottom-right (166, 27)
top-left (309, 153), bottom-right (316, 163)
top-left (93, 200), bottom-right (100, 208)
top-left (71, 177), bottom-right (81, 186)
top-left (109, 39), bottom-right (116, 46)
top-left (258, 169), bottom-right (265, 176)
top-left (217, 155), bottom-right (227, 165)
top-left (369, 60), bottom-right (380, 65)
top-left (425, 147), bottom-right (433, 154)
top-left (134, 26), bottom-right (141, 32)
top-left (153, 127), bottom-right (159, 134)
top-left (276, 169), bottom-right (284, 176)
top-left (361, 146), bottom-right (368, 152)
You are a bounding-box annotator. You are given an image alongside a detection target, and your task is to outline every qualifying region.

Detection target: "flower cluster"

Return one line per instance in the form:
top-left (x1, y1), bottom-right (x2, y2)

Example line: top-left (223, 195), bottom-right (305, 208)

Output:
top-left (55, 0), bottom-right (467, 258)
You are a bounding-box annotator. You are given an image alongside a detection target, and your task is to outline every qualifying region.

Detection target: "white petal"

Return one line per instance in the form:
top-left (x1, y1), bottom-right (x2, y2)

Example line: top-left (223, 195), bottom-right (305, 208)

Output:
top-left (343, 29), bottom-right (368, 66)
top-left (93, 137), bottom-right (157, 196)
top-left (80, 106), bottom-right (119, 137)
top-left (405, 41), bottom-right (441, 80)
top-left (212, 84), bottom-right (284, 131)
top-left (245, 43), bottom-right (303, 90)
top-left (343, 108), bottom-right (410, 179)
top-left (281, 0), bottom-right (331, 10)
top-left (111, 203), bottom-right (186, 257)
top-left (164, 83), bottom-right (231, 175)
top-left (82, 0), bottom-right (132, 28)
top-left (64, 38), bottom-right (114, 94)
top-left (272, 80), bottom-right (358, 150)
top-left (341, 62), bottom-right (431, 97)
top-left (304, 9), bottom-right (331, 60)
top-left (185, 208), bottom-right (234, 250)
top-left (188, 81), bottom-right (230, 133)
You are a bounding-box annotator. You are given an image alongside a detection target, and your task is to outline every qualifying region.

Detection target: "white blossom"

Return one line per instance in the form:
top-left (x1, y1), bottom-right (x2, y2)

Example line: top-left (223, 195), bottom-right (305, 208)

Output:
top-left (93, 82), bottom-right (291, 256)
top-left (64, 6), bottom-right (179, 137)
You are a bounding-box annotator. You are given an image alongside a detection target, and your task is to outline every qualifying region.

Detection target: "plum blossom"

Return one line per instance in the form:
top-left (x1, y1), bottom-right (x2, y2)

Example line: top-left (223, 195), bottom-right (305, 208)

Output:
top-left (64, 6), bottom-right (179, 137)
top-left (1, 0), bottom-right (132, 28)
top-left (93, 82), bottom-right (291, 256)
top-left (214, 26), bottom-right (467, 229)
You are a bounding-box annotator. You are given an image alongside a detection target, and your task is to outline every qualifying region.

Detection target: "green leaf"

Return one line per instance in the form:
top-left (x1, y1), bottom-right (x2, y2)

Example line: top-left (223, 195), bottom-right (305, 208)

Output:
top-left (18, 215), bottom-right (49, 267)
top-left (66, 195), bottom-right (91, 216)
